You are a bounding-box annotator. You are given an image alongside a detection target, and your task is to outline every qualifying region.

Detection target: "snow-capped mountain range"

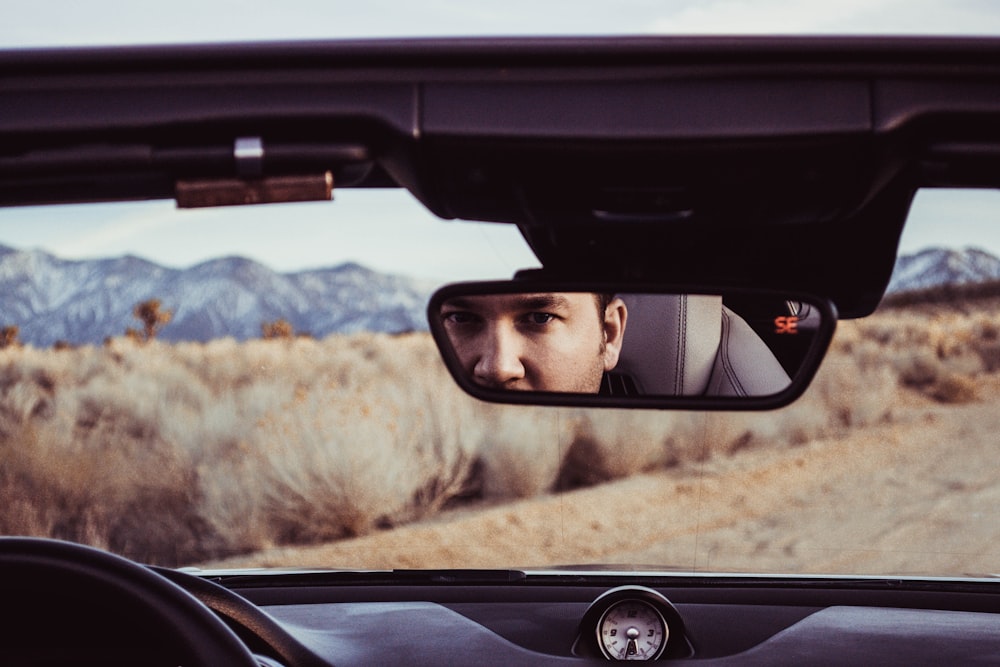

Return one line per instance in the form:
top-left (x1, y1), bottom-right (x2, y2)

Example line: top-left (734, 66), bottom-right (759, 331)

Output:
top-left (886, 246), bottom-right (1000, 294)
top-left (0, 244), bottom-right (997, 346)
top-left (0, 245), bottom-right (434, 346)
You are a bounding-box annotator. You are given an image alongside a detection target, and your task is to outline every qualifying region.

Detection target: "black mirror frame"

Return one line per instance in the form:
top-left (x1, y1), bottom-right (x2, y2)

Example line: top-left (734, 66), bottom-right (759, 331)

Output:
top-left (427, 280), bottom-right (838, 410)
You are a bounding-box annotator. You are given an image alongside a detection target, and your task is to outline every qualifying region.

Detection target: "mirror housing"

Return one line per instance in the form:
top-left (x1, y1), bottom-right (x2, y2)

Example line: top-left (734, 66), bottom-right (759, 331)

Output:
top-left (428, 281), bottom-right (836, 409)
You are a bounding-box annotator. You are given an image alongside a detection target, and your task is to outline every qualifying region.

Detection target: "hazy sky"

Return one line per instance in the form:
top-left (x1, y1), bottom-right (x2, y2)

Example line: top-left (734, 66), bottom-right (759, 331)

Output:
top-left (8, 1), bottom-right (1000, 46)
top-left (3, 1), bottom-right (1000, 279)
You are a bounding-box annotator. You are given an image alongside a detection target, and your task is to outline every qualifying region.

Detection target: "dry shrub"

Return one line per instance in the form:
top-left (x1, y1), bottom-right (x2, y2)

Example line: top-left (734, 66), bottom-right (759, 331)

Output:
top-left (851, 303), bottom-right (1000, 403)
top-left (973, 316), bottom-right (1000, 341)
top-left (894, 349), bottom-right (944, 388)
top-left (700, 414), bottom-right (780, 457)
top-left (0, 341), bottom-right (229, 563)
top-left (0, 332), bottom-right (486, 563)
top-left (3, 297), bottom-right (998, 567)
top-left (942, 350), bottom-right (984, 377)
top-left (187, 333), bottom-right (486, 554)
top-left (555, 410), bottom-right (702, 489)
top-left (975, 342), bottom-right (1000, 372)
top-left (759, 329), bottom-right (897, 438)
top-left (471, 404), bottom-right (567, 498)
top-left (928, 373), bottom-right (978, 404)
top-left (249, 369), bottom-right (478, 545)
top-left (0, 328), bottom-right (904, 566)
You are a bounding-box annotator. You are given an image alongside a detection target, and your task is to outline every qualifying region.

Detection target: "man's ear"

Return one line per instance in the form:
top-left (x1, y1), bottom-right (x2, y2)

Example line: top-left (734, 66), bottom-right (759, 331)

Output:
top-left (601, 297), bottom-right (627, 371)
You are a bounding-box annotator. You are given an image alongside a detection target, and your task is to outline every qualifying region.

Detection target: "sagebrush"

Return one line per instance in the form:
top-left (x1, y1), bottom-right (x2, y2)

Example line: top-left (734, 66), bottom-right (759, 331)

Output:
top-left (1, 301), bottom-right (994, 566)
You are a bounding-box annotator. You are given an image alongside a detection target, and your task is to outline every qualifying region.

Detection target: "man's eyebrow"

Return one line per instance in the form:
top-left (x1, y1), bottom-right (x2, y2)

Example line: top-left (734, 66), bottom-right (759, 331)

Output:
top-left (515, 294), bottom-right (572, 310)
top-left (440, 294), bottom-right (573, 311)
top-left (441, 297), bottom-right (477, 310)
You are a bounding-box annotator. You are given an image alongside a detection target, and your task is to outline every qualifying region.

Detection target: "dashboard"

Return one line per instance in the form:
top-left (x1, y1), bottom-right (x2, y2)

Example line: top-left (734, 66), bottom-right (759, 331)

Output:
top-left (184, 570), bottom-right (1000, 666)
top-left (3, 537), bottom-right (1000, 665)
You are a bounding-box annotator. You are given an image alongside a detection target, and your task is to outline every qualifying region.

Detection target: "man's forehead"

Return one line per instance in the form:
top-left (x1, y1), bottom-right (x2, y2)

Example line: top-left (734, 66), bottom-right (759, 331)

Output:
top-left (444, 292), bottom-right (585, 312)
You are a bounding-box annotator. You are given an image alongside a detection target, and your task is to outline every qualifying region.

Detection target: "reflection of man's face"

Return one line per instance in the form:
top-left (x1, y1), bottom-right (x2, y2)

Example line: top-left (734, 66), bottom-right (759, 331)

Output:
top-left (440, 292), bottom-right (627, 393)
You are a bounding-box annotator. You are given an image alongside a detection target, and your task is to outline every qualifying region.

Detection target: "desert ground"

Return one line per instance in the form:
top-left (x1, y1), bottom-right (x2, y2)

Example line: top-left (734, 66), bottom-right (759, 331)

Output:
top-left (4, 296), bottom-right (1000, 575)
top-left (207, 375), bottom-right (1000, 577)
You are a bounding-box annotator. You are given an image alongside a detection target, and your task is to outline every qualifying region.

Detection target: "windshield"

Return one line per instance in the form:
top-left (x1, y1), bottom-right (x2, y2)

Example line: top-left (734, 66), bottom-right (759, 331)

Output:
top-left (0, 187), bottom-right (997, 577)
top-left (5, 0), bottom-right (1000, 582)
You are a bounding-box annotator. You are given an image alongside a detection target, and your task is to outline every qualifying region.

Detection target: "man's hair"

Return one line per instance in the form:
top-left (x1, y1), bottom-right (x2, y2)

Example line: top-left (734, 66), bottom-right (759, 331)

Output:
top-left (595, 293), bottom-right (616, 316)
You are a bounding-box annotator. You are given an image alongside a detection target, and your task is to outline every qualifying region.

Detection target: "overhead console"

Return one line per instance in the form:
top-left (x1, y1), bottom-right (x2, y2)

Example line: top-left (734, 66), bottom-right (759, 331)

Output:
top-left (419, 77), bottom-right (874, 227)
top-left (9, 37), bottom-right (1000, 314)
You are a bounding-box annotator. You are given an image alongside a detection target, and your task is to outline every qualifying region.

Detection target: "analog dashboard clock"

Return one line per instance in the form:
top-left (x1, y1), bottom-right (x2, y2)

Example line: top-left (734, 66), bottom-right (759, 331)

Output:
top-left (596, 597), bottom-right (668, 660)
top-left (577, 585), bottom-right (689, 661)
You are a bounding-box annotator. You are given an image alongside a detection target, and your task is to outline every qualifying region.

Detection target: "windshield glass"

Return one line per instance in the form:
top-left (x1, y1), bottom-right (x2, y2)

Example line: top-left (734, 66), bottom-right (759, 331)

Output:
top-left (5, 0), bottom-right (1000, 581)
top-left (0, 188), bottom-right (997, 577)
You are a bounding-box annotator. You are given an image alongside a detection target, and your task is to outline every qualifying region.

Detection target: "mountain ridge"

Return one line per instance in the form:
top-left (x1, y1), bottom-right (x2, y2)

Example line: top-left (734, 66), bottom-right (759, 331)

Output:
top-left (886, 246), bottom-right (1000, 294)
top-left (1, 244), bottom-right (998, 346)
top-left (0, 246), bottom-right (432, 346)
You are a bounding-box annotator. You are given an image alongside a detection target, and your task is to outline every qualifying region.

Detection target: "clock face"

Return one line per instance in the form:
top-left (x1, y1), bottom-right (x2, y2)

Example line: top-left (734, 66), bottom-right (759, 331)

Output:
top-left (597, 599), bottom-right (668, 661)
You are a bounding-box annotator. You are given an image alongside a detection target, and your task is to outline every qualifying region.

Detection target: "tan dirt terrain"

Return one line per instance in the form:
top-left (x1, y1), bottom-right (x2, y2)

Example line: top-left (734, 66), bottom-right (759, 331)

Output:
top-left (209, 378), bottom-right (1000, 577)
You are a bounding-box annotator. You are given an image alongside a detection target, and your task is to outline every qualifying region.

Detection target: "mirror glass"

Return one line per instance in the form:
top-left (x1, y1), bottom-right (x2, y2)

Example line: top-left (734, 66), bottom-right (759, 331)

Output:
top-left (428, 284), bottom-right (834, 406)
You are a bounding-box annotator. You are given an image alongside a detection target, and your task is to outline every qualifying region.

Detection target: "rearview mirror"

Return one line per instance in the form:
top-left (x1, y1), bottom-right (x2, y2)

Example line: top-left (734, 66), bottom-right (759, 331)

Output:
top-left (428, 282), bottom-right (836, 409)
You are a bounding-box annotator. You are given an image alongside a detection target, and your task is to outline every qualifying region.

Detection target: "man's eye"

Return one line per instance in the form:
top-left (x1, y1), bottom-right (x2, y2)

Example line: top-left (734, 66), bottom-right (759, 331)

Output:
top-left (523, 312), bottom-right (555, 325)
top-left (443, 311), bottom-right (478, 325)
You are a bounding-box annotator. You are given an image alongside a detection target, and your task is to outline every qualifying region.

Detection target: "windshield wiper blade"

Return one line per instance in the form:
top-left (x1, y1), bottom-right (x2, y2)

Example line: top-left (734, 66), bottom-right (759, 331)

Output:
top-left (174, 568), bottom-right (528, 587)
top-left (390, 569), bottom-right (527, 583)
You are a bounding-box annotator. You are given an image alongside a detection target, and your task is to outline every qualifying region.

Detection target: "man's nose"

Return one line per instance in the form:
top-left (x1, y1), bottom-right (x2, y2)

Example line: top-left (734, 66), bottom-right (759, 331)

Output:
top-left (473, 326), bottom-right (525, 387)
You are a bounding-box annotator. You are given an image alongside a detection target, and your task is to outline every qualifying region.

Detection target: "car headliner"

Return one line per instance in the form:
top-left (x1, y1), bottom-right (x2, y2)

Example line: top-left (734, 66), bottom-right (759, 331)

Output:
top-left (6, 36), bottom-right (1000, 315)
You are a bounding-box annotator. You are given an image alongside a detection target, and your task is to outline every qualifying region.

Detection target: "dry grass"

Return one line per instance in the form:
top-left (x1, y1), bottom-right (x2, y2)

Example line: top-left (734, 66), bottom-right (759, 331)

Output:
top-left (1, 298), bottom-right (997, 566)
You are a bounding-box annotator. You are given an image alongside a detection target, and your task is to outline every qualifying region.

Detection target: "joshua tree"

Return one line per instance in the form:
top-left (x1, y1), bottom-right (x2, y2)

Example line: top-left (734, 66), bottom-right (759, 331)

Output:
top-left (132, 299), bottom-right (172, 342)
top-left (0, 325), bottom-right (21, 349)
top-left (262, 318), bottom-right (295, 339)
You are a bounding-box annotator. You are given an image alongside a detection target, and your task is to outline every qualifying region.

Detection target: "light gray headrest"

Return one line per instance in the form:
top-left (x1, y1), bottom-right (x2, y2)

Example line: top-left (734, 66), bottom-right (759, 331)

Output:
top-left (616, 294), bottom-right (723, 395)
top-left (615, 294), bottom-right (790, 396)
top-left (706, 307), bottom-right (791, 397)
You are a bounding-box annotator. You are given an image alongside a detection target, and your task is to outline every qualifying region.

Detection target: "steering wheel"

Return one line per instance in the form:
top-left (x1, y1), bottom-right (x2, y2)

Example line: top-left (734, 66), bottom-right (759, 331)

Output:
top-left (0, 537), bottom-right (258, 666)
